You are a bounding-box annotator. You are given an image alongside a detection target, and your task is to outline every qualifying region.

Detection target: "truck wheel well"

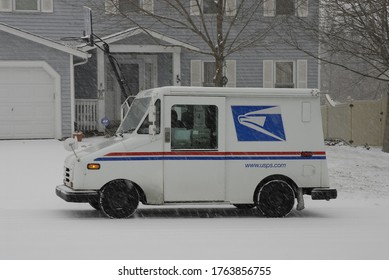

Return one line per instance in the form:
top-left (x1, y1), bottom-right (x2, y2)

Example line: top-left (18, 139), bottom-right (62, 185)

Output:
top-left (253, 174), bottom-right (298, 202)
top-left (133, 182), bottom-right (147, 204)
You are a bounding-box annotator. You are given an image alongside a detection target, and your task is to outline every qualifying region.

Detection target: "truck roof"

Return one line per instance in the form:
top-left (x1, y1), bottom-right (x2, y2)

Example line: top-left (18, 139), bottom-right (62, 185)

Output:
top-left (137, 86), bottom-right (319, 99)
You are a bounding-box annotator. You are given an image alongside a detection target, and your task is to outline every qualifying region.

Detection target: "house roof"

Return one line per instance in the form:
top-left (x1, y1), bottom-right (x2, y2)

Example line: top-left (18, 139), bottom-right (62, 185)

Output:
top-left (79, 27), bottom-right (200, 52)
top-left (0, 22), bottom-right (90, 59)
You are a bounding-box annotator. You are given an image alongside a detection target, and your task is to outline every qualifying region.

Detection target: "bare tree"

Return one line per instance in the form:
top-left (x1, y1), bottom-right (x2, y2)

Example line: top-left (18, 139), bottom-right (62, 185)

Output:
top-left (282, 1), bottom-right (389, 80)
top-left (279, 0), bottom-right (389, 152)
top-left (99, 0), bottom-right (279, 87)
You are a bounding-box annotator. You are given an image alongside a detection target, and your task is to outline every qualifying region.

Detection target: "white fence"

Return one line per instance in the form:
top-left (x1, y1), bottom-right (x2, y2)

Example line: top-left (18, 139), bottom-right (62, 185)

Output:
top-left (75, 99), bottom-right (98, 132)
top-left (321, 95), bottom-right (388, 146)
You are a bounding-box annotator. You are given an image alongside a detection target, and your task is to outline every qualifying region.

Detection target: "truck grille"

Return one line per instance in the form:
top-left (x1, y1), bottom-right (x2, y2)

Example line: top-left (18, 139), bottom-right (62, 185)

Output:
top-left (64, 166), bottom-right (72, 187)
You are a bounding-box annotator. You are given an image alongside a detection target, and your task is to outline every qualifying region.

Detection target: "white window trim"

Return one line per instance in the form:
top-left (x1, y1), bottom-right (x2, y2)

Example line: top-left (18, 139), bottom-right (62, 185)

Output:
top-left (224, 59), bottom-right (236, 87)
top-left (0, 0), bottom-right (12, 11)
top-left (295, 0), bottom-right (308, 17)
top-left (0, 0), bottom-right (53, 13)
top-left (191, 60), bottom-right (202, 86)
top-left (142, 0), bottom-right (154, 14)
top-left (105, 0), bottom-right (118, 14)
top-left (191, 60), bottom-right (215, 87)
top-left (296, 59), bottom-right (308, 88)
top-left (190, 0), bottom-right (201, 16)
top-left (41, 0), bottom-right (53, 13)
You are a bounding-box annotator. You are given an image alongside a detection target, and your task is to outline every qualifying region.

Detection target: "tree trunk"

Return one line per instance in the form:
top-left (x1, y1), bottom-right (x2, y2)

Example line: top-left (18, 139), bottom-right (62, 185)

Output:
top-left (214, 0), bottom-right (225, 87)
top-left (214, 56), bottom-right (224, 87)
top-left (383, 92), bottom-right (389, 152)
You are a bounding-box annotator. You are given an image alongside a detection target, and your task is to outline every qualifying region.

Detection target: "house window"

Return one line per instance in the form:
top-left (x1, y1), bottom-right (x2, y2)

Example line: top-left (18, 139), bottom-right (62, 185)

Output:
top-left (15, 0), bottom-right (38, 11)
top-left (190, 0), bottom-right (236, 16)
top-left (115, 0), bottom-right (153, 14)
top-left (203, 62), bottom-right (216, 87)
top-left (0, 0), bottom-right (53, 12)
top-left (118, 0), bottom-right (140, 13)
top-left (203, 0), bottom-right (217, 14)
top-left (191, 60), bottom-right (236, 87)
top-left (264, 0), bottom-right (308, 17)
top-left (275, 61), bottom-right (294, 88)
top-left (0, 0), bottom-right (53, 13)
top-left (263, 60), bottom-right (308, 88)
top-left (276, 0), bottom-right (295, 16)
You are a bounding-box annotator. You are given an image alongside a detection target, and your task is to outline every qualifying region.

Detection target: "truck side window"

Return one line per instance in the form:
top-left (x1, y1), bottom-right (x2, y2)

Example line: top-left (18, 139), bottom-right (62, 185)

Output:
top-left (138, 99), bottom-right (161, 134)
top-left (171, 105), bottom-right (218, 150)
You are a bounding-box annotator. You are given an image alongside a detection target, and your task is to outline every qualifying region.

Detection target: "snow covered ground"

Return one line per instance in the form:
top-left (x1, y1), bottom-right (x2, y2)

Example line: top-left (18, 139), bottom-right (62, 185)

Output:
top-left (0, 138), bottom-right (388, 260)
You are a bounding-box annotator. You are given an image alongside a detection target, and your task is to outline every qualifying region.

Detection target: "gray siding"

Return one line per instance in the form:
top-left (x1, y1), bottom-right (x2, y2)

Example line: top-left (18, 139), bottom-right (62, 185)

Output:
top-left (1, 0), bottom-right (320, 88)
top-left (157, 53), bottom-right (173, 87)
top-left (90, 0), bottom-right (320, 88)
top-left (1, 0), bottom-right (320, 137)
top-left (0, 30), bottom-right (73, 137)
top-left (0, 0), bottom-right (85, 40)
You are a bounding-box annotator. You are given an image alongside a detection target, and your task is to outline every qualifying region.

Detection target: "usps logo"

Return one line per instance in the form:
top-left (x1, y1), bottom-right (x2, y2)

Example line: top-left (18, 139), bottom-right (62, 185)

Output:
top-left (231, 106), bottom-right (286, 141)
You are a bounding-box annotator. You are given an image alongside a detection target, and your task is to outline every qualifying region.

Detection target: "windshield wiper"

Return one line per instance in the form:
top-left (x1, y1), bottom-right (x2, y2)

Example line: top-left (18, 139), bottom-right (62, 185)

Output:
top-left (115, 127), bottom-right (136, 137)
top-left (115, 131), bottom-right (124, 137)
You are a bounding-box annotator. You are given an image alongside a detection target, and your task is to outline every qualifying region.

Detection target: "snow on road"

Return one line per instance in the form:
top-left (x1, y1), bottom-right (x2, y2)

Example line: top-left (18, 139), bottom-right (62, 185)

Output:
top-left (0, 138), bottom-right (388, 260)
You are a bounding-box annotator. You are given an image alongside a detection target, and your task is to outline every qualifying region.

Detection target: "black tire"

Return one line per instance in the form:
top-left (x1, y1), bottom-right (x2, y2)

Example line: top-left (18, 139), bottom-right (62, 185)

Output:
top-left (100, 180), bottom-right (139, 219)
top-left (256, 180), bottom-right (295, 217)
top-left (233, 204), bottom-right (255, 209)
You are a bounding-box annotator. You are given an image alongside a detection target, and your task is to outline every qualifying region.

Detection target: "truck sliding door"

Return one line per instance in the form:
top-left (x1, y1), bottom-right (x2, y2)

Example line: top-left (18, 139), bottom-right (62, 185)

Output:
top-left (163, 96), bottom-right (226, 202)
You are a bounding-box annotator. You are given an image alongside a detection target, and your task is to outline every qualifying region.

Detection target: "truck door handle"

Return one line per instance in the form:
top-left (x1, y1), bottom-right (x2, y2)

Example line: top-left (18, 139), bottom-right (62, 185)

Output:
top-left (165, 127), bottom-right (171, 143)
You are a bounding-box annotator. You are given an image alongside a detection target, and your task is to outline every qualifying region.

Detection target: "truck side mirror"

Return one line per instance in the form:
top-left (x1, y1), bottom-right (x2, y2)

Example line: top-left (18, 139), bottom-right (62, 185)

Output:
top-left (149, 104), bottom-right (156, 123)
top-left (149, 124), bottom-right (156, 135)
top-left (64, 137), bottom-right (78, 152)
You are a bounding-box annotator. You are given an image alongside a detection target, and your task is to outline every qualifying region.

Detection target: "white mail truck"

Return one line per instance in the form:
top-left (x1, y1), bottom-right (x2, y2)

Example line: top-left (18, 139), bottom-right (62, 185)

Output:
top-left (56, 86), bottom-right (337, 218)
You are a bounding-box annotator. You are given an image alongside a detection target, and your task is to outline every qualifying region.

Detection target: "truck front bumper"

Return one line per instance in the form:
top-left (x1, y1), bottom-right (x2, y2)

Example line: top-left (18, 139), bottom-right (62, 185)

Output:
top-left (311, 188), bottom-right (337, 200)
top-left (56, 185), bottom-right (99, 203)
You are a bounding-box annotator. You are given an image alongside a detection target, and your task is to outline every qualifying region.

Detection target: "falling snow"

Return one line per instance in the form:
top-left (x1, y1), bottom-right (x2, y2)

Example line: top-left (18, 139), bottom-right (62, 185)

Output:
top-left (0, 138), bottom-right (388, 259)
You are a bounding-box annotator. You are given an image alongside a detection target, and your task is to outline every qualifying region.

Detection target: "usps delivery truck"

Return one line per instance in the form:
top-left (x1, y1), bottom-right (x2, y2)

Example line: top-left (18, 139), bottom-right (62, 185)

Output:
top-left (56, 86), bottom-right (337, 218)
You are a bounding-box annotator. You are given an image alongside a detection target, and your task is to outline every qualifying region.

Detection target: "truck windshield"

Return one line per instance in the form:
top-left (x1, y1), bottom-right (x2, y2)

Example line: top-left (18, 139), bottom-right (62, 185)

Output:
top-left (118, 97), bottom-right (151, 134)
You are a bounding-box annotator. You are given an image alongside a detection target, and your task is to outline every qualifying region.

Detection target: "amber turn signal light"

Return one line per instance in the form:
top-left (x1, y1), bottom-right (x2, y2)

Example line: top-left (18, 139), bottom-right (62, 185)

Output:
top-left (87, 163), bottom-right (100, 170)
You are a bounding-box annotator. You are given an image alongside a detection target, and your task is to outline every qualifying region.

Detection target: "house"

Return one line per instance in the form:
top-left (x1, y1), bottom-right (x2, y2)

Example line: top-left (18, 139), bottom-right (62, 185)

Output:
top-left (0, 22), bottom-right (89, 139)
top-left (0, 0), bottom-right (318, 139)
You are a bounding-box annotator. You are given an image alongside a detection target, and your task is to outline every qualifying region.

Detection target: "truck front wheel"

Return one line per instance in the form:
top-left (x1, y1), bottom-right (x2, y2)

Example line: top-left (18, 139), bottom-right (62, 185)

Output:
top-left (99, 180), bottom-right (139, 219)
top-left (256, 180), bottom-right (295, 217)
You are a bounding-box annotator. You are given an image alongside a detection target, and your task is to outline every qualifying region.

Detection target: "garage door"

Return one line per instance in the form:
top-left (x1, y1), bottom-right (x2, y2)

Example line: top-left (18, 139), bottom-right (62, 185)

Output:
top-left (0, 66), bottom-right (55, 139)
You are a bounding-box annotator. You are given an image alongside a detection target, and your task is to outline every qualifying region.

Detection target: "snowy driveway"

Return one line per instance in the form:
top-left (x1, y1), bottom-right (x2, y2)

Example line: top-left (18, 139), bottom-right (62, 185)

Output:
top-left (0, 139), bottom-right (388, 259)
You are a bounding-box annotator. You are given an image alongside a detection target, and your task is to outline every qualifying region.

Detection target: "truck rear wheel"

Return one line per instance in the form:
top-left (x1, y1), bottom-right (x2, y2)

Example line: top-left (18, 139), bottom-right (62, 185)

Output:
top-left (99, 180), bottom-right (139, 219)
top-left (256, 180), bottom-right (295, 217)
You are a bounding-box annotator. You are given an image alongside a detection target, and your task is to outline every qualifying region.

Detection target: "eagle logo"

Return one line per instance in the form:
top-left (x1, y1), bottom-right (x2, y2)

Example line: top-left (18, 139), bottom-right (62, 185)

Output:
top-left (232, 106), bottom-right (286, 142)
